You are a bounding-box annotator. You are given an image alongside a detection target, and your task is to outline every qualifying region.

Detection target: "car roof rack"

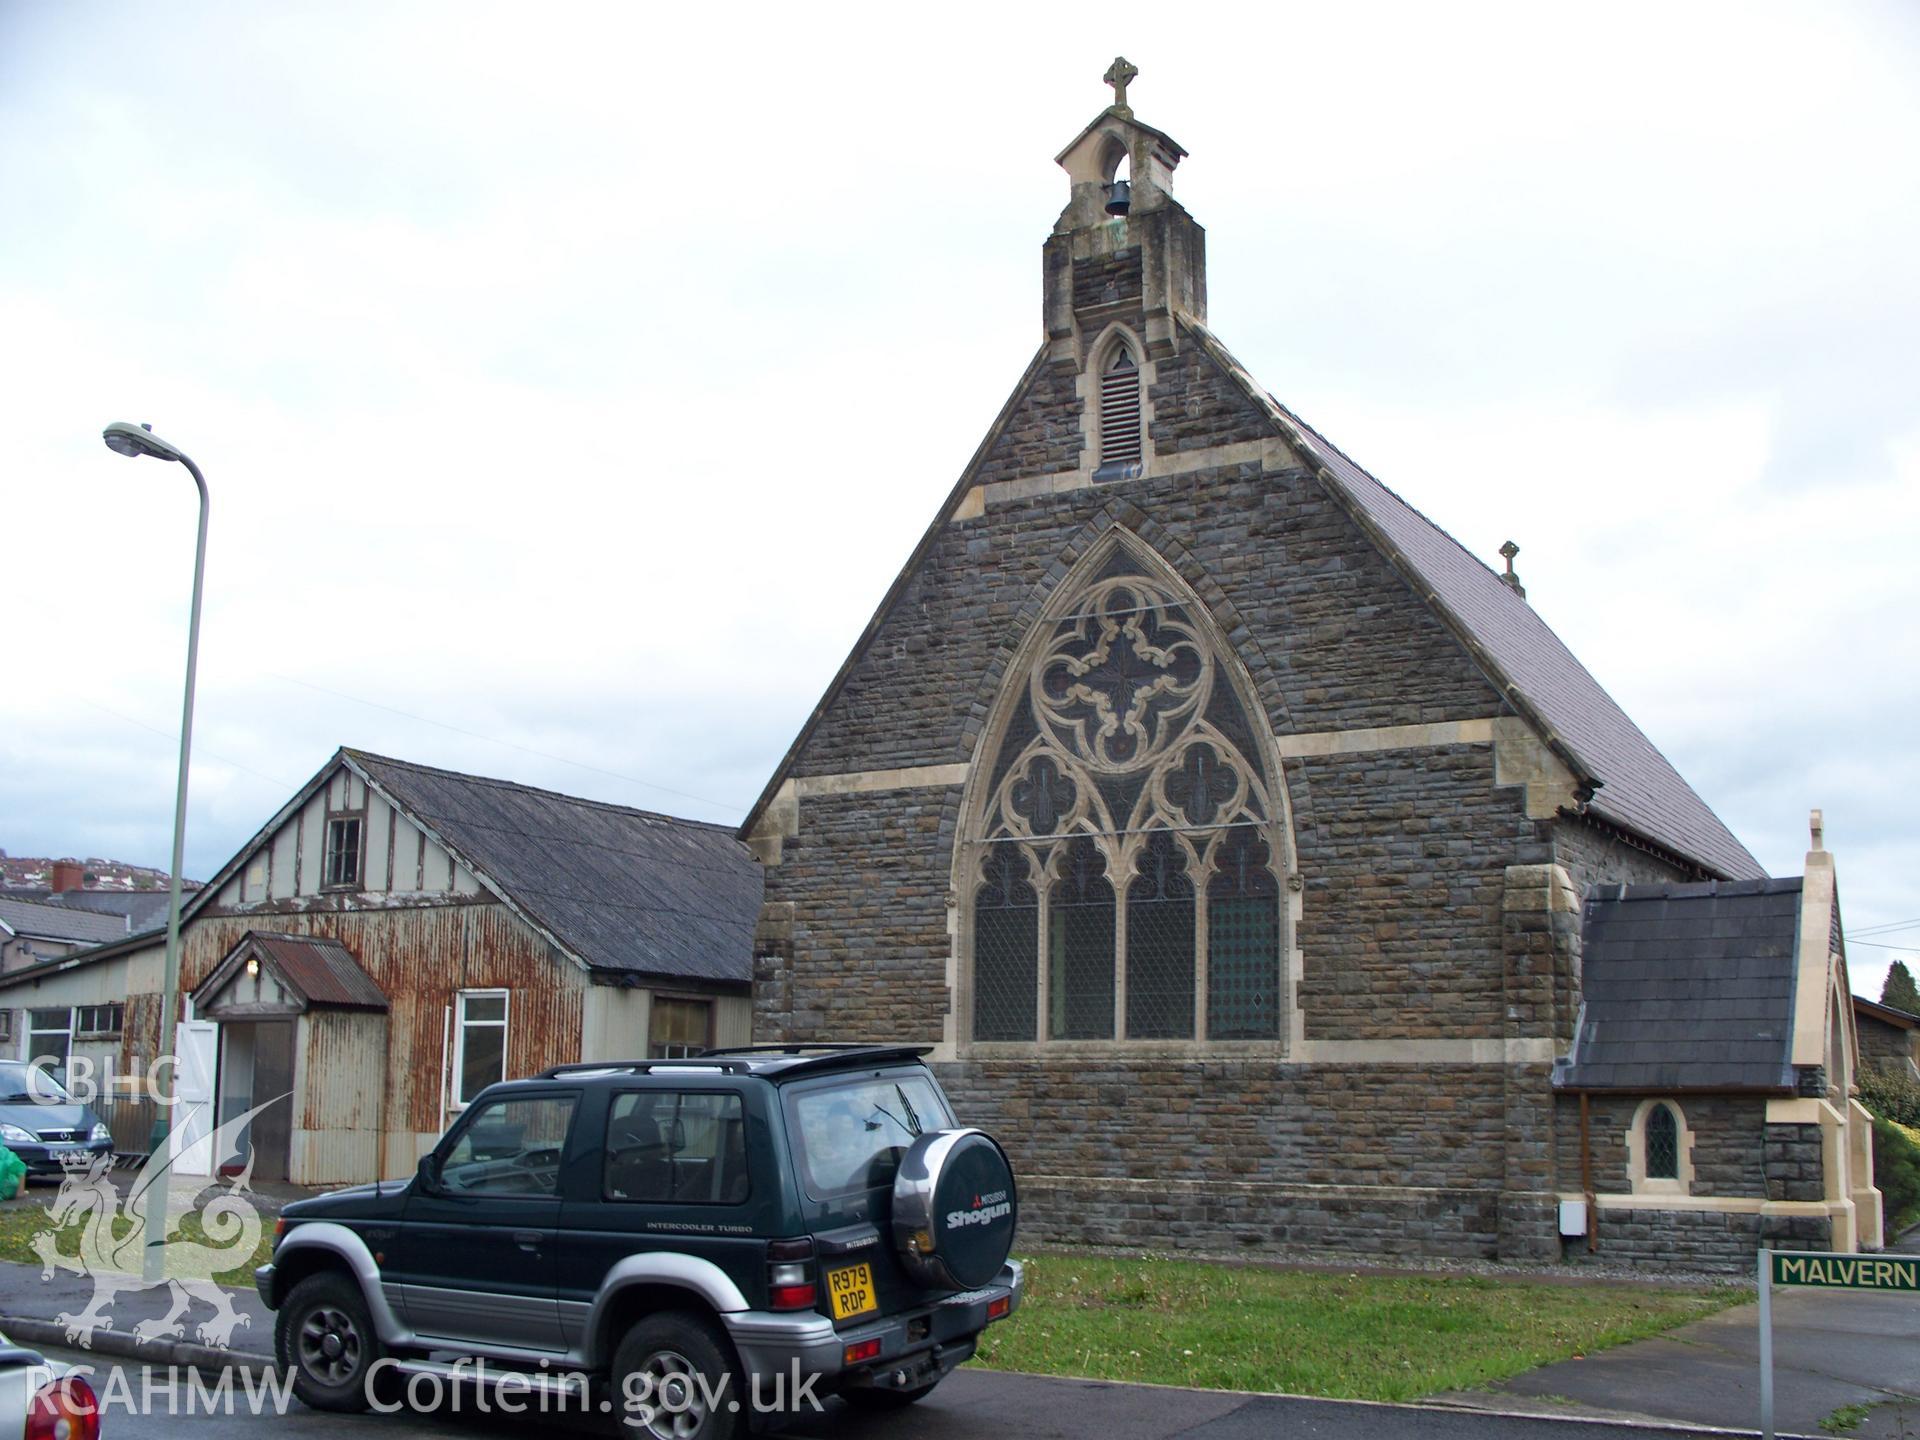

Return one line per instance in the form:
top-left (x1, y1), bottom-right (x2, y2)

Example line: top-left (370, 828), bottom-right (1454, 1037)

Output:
top-left (698, 1044), bottom-right (935, 1077)
top-left (533, 1058), bottom-right (757, 1079)
top-left (532, 1044), bottom-right (934, 1083)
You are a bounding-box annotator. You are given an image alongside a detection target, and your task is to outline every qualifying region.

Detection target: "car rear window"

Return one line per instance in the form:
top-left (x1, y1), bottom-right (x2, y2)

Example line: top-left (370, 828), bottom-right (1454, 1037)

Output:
top-left (785, 1071), bottom-right (953, 1200)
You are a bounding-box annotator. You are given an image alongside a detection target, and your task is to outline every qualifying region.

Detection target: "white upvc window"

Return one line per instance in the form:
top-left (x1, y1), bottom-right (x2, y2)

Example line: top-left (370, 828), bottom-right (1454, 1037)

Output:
top-left (27, 1007), bottom-right (73, 1077)
top-left (451, 989), bottom-right (510, 1109)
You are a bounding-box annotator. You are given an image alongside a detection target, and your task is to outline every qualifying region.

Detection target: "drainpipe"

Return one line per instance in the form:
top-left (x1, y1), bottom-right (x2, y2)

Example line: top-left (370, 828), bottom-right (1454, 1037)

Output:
top-left (1579, 1091), bottom-right (1597, 1253)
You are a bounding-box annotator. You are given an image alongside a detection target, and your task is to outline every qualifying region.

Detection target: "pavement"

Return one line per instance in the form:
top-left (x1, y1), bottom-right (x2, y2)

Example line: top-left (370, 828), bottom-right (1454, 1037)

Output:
top-left (1, 1246), bottom-right (1917, 1438)
top-left (1446, 1225), bottom-right (1920, 1439)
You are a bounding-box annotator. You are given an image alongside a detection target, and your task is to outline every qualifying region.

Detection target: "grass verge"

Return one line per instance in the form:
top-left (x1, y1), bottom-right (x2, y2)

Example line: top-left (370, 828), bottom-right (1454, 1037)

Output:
top-left (0, 1191), bottom-right (273, 1287)
top-left (972, 1253), bottom-right (1744, 1401)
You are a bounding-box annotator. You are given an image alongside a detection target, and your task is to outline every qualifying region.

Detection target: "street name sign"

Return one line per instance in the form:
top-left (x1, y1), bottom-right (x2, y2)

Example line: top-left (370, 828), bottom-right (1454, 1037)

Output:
top-left (1771, 1251), bottom-right (1918, 1291)
top-left (1759, 1248), bottom-right (1917, 1440)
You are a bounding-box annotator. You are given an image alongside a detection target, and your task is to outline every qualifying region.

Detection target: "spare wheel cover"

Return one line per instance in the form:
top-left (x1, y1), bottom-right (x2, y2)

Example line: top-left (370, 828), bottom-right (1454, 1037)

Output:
top-left (895, 1128), bottom-right (1017, 1290)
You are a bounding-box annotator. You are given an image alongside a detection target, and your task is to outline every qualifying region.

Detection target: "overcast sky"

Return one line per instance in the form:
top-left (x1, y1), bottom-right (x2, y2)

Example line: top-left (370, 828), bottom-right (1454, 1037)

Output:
top-left (2, 2), bottom-right (1915, 994)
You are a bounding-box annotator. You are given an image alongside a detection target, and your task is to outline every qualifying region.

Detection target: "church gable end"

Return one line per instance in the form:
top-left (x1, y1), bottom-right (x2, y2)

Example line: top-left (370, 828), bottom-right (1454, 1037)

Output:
top-left (747, 64), bottom-right (1774, 1270)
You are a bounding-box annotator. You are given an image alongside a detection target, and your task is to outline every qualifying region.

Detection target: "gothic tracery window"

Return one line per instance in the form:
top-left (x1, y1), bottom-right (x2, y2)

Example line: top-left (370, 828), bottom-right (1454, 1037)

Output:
top-left (966, 539), bottom-right (1287, 1046)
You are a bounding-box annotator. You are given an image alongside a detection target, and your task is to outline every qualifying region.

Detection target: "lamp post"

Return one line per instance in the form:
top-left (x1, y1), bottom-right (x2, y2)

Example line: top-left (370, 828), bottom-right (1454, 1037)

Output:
top-left (102, 421), bottom-right (208, 1283)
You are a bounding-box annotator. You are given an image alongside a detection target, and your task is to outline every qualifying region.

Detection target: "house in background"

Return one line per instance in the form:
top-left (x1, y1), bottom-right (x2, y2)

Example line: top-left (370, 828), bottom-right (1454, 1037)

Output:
top-left (3, 857), bottom-right (184, 937)
top-left (1854, 995), bottom-right (1920, 1083)
top-left (0, 748), bottom-right (761, 1184)
top-left (0, 896), bottom-right (133, 973)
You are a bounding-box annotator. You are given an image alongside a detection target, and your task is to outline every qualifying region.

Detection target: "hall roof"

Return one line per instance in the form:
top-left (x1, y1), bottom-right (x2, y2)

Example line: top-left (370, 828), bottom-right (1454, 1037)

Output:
top-left (337, 750), bottom-right (763, 985)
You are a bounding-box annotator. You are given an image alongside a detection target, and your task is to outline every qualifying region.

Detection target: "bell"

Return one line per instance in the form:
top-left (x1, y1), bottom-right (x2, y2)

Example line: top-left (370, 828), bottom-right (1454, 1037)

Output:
top-left (1104, 179), bottom-right (1131, 217)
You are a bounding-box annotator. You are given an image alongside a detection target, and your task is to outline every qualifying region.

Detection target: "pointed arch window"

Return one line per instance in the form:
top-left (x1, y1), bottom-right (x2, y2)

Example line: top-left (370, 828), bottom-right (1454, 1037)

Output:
top-left (1097, 344), bottom-right (1143, 477)
top-left (1644, 1103), bottom-right (1679, 1181)
top-left (1628, 1098), bottom-right (1692, 1193)
top-left (962, 535), bottom-right (1291, 1050)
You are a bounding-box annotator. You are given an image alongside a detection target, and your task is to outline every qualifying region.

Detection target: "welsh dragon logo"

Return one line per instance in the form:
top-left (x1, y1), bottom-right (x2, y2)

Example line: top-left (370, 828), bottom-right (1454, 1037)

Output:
top-left (29, 1095), bottom-right (287, 1350)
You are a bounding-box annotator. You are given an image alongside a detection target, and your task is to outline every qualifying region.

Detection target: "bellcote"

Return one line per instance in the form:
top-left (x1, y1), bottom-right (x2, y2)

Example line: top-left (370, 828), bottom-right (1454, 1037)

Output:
top-left (1044, 59), bottom-right (1207, 349)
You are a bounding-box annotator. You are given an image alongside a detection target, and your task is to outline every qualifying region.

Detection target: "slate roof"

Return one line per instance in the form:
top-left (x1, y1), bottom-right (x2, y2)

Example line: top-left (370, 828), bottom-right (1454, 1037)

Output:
top-left (0, 897), bottom-right (129, 946)
top-left (195, 932), bottom-right (389, 1011)
top-left (1554, 877), bottom-right (1804, 1092)
top-left (346, 750), bottom-right (762, 985)
top-left (1186, 323), bottom-right (1765, 882)
top-left (39, 890), bottom-right (178, 934)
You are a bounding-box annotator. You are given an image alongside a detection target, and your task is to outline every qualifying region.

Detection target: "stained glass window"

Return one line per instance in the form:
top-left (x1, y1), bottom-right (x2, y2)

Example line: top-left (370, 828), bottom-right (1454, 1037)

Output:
top-left (1644, 1103), bottom-right (1679, 1180)
top-left (965, 537), bottom-right (1289, 1048)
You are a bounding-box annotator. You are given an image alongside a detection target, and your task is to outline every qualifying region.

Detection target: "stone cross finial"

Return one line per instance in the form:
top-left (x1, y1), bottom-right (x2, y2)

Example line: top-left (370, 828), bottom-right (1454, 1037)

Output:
top-left (1104, 56), bottom-right (1139, 114)
top-left (1810, 808), bottom-right (1824, 851)
top-left (1498, 540), bottom-right (1526, 599)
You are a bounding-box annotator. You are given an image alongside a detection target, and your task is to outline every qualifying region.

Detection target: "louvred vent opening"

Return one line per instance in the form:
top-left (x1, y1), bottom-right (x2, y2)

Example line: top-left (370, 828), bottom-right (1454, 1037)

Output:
top-left (1100, 347), bottom-right (1142, 466)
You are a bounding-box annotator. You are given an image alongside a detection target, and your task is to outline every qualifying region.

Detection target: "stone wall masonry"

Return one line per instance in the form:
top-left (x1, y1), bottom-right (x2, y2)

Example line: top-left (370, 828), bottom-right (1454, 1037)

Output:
top-left (1290, 745), bottom-right (1528, 1041)
top-left (1148, 343), bottom-right (1273, 454)
top-left (1563, 1208), bottom-right (1767, 1273)
top-left (790, 359), bottom-right (1508, 782)
top-left (1554, 1093), bottom-right (1771, 1195)
top-left (1765, 1123), bottom-right (1825, 1203)
top-left (1502, 863), bottom-right (1581, 1049)
top-left (942, 1059), bottom-right (1506, 1189)
top-left (972, 357), bottom-right (1085, 490)
top-left (1858, 1012), bottom-right (1918, 1073)
top-left (1016, 1175), bottom-right (1500, 1259)
top-left (941, 1058), bottom-right (1508, 1258)
top-left (1553, 817), bottom-right (1692, 896)
top-left (752, 789), bottom-right (953, 1046)
top-left (1072, 250), bottom-right (1145, 312)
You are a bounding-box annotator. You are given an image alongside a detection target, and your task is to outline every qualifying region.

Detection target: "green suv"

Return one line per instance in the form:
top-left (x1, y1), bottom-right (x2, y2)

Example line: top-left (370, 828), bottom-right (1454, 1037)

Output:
top-left (256, 1045), bottom-right (1021, 1436)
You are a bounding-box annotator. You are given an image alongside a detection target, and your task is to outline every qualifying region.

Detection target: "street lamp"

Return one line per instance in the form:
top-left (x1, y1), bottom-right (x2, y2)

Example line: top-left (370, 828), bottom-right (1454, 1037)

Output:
top-left (102, 421), bottom-right (208, 1284)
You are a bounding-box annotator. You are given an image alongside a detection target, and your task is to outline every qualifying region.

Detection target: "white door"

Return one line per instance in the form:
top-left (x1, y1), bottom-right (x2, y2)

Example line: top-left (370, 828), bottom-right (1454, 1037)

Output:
top-left (169, 1019), bottom-right (219, 1175)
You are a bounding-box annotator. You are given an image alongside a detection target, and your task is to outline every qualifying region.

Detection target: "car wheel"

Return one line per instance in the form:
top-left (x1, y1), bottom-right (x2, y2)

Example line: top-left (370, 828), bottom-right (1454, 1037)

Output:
top-left (843, 1377), bottom-right (941, 1409)
top-left (276, 1272), bottom-right (384, 1413)
top-left (611, 1312), bottom-right (743, 1440)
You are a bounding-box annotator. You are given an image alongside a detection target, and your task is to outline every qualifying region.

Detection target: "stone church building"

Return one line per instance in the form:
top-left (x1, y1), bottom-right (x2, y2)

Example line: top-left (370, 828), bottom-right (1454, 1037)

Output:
top-left (742, 70), bottom-right (1881, 1269)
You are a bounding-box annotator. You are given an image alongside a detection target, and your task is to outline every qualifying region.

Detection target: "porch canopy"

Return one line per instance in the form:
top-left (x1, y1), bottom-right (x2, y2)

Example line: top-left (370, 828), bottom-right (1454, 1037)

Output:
top-left (193, 931), bottom-right (388, 1019)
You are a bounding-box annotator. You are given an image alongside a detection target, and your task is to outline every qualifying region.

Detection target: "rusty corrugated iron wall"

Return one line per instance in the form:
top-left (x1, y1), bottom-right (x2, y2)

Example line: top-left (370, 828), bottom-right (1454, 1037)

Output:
top-left (164, 901), bottom-right (583, 1141)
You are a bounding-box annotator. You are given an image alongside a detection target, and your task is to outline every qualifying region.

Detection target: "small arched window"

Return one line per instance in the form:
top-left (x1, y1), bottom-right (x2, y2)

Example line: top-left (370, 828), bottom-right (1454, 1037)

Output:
top-left (1644, 1102), bottom-right (1680, 1181)
top-left (1097, 344), bottom-right (1143, 475)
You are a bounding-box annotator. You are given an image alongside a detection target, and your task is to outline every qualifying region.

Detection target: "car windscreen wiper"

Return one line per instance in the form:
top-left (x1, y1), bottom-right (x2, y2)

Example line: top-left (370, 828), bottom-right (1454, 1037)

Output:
top-left (895, 1084), bottom-right (922, 1137)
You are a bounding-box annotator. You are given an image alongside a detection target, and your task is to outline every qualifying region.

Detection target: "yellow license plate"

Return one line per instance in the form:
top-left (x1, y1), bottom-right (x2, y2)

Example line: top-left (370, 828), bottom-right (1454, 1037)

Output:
top-left (827, 1263), bottom-right (877, 1321)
